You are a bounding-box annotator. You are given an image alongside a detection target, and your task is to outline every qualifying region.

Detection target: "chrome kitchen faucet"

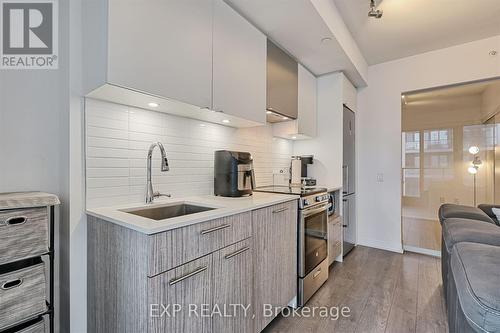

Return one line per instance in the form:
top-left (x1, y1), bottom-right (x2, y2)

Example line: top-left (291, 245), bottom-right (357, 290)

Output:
top-left (145, 142), bottom-right (171, 203)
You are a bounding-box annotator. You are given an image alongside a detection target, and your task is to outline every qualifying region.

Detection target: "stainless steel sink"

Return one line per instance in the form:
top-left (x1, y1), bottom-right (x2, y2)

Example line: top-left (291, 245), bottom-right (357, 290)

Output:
top-left (122, 203), bottom-right (216, 221)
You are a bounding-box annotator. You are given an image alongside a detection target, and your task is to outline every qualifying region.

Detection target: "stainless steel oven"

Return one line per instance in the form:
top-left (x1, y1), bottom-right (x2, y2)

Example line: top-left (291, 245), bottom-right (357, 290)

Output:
top-left (298, 192), bottom-right (329, 306)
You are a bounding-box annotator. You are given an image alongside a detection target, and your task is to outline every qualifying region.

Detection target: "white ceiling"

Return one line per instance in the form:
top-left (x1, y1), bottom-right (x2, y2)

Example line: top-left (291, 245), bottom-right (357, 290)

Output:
top-left (226, 0), bottom-right (368, 86)
top-left (334, 0), bottom-right (500, 65)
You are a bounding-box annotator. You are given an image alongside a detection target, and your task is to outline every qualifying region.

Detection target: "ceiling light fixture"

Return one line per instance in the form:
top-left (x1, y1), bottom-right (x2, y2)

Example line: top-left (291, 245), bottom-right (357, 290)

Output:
top-left (222, 119), bottom-right (230, 124)
top-left (148, 102), bottom-right (159, 108)
top-left (282, 116), bottom-right (289, 120)
top-left (266, 111), bottom-right (272, 114)
top-left (368, 0), bottom-right (383, 19)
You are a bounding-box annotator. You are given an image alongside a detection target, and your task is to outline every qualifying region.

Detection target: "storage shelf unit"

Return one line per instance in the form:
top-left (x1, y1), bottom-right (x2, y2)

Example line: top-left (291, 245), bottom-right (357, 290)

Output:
top-left (0, 193), bottom-right (59, 333)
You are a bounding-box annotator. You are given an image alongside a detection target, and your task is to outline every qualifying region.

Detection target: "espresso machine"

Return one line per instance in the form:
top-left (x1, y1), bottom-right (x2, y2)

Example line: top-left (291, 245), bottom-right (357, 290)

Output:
top-left (214, 150), bottom-right (256, 197)
top-left (290, 155), bottom-right (316, 187)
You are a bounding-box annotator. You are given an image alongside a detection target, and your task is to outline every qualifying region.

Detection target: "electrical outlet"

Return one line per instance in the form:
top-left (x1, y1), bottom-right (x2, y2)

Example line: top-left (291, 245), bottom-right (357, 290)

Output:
top-left (376, 173), bottom-right (384, 182)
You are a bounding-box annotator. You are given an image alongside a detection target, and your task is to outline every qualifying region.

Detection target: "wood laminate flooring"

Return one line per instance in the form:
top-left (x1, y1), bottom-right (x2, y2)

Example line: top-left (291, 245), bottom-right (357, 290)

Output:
top-left (403, 217), bottom-right (442, 251)
top-left (263, 246), bottom-right (448, 333)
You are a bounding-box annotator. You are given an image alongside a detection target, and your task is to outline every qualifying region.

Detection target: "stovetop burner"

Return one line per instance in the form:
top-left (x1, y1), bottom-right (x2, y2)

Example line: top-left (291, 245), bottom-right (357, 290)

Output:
top-left (254, 185), bottom-right (327, 197)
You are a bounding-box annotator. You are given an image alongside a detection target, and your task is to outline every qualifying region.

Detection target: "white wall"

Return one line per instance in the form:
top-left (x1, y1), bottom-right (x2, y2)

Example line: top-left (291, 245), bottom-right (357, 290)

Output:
top-left (85, 99), bottom-right (294, 208)
top-left (358, 35), bottom-right (500, 253)
top-left (294, 72), bottom-right (344, 188)
top-left (0, 2), bottom-right (70, 332)
top-left (69, 0), bottom-right (87, 332)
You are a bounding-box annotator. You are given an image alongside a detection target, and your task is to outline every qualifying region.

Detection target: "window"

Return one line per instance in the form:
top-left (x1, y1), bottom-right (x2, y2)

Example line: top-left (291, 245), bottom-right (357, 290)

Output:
top-left (402, 131), bottom-right (420, 197)
top-left (402, 128), bottom-right (454, 197)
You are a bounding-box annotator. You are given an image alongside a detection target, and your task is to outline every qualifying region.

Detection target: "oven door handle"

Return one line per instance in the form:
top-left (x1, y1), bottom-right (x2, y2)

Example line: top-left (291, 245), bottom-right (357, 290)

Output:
top-left (301, 204), bottom-right (328, 218)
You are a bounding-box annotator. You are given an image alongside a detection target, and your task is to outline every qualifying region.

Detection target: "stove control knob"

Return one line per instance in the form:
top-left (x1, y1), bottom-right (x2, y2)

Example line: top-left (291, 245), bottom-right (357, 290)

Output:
top-left (303, 199), bottom-right (309, 206)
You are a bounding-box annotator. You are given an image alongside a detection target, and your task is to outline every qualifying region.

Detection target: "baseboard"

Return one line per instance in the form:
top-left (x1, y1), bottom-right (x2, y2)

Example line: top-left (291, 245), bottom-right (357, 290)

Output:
top-left (403, 245), bottom-right (441, 257)
top-left (357, 238), bottom-right (403, 254)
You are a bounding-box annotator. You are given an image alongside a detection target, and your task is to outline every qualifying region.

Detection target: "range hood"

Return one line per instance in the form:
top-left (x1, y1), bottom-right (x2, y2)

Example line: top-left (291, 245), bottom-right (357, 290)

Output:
top-left (266, 39), bottom-right (298, 123)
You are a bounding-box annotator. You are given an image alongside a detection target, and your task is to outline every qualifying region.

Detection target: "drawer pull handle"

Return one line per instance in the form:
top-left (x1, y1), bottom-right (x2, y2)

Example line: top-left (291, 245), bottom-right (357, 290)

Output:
top-left (1, 278), bottom-right (23, 290)
top-left (225, 246), bottom-right (250, 260)
top-left (5, 216), bottom-right (27, 226)
top-left (272, 208), bottom-right (288, 214)
top-left (200, 224), bottom-right (230, 235)
top-left (169, 266), bottom-right (207, 286)
top-left (313, 269), bottom-right (322, 279)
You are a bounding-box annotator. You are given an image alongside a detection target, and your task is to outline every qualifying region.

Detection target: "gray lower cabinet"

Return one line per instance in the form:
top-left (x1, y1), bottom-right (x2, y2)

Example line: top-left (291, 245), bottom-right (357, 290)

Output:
top-left (213, 239), bottom-right (253, 333)
top-left (252, 201), bottom-right (298, 332)
top-left (148, 254), bottom-right (212, 333)
top-left (88, 200), bottom-right (297, 333)
top-left (327, 216), bottom-right (343, 265)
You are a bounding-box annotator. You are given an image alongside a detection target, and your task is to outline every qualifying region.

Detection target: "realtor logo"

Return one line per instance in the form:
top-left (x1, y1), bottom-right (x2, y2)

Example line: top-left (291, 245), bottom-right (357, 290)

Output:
top-left (1, 0), bottom-right (58, 69)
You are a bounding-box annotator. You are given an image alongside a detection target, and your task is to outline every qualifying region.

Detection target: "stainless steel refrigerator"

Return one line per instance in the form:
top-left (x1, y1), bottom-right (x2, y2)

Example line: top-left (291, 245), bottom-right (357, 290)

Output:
top-left (342, 105), bottom-right (356, 256)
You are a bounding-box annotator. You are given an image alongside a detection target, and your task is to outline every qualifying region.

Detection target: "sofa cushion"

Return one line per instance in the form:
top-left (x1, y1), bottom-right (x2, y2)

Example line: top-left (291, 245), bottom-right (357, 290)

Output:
top-left (478, 204), bottom-right (500, 225)
top-left (442, 218), bottom-right (500, 253)
top-left (451, 242), bottom-right (500, 332)
top-left (438, 203), bottom-right (494, 225)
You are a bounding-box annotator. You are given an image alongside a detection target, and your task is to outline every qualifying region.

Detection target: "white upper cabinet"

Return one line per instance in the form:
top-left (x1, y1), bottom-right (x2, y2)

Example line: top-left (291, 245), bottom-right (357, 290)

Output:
top-left (109, 0), bottom-right (212, 108)
top-left (273, 64), bottom-right (317, 139)
top-left (83, 0), bottom-right (266, 127)
top-left (213, 1), bottom-right (266, 124)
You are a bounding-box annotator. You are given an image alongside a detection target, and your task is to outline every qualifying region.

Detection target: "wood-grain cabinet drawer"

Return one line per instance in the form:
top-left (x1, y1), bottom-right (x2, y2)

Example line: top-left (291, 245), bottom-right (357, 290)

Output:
top-left (148, 211), bottom-right (252, 276)
top-left (0, 208), bottom-right (49, 265)
top-left (331, 219), bottom-right (342, 244)
top-left (0, 261), bottom-right (47, 330)
top-left (9, 316), bottom-right (47, 333)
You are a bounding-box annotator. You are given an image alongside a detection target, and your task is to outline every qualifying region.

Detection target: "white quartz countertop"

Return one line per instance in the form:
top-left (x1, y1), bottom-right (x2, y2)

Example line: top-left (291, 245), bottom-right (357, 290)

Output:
top-left (86, 192), bottom-right (298, 234)
top-left (316, 185), bottom-right (343, 193)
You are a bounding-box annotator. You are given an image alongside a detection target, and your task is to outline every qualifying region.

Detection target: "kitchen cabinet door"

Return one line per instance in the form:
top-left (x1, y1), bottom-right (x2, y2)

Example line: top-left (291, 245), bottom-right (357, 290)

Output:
top-left (107, 0), bottom-right (213, 108)
top-left (213, 0), bottom-right (266, 124)
top-left (272, 64), bottom-right (317, 139)
top-left (148, 254), bottom-right (212, 333)
top-left (297, 64), bottom-right (317, 137)
top-left (252, 201), bottom-right (298, 332)
top-left (213, 239), bottom-right (254, 333)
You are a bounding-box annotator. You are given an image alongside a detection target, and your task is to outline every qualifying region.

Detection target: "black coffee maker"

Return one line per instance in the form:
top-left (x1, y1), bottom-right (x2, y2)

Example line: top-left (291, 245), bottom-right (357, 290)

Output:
top-left (214, 150), bottom-right (256, 197)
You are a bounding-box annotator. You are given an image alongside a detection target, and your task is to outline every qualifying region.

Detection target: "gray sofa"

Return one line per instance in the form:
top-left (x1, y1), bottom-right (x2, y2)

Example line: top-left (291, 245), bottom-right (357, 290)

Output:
top-left (439, 203), bottom-right (500, 332)
top-left (438, 203), bottom-right (495, 225)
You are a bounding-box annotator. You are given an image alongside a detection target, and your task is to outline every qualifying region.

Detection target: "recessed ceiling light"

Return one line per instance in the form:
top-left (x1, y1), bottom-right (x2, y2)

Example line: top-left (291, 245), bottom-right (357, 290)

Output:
top-left (222, 119), bottom-right (230, 124)
top-left (282, 116), bottom-right (288, 120)
top-left (321, 37), bottom-right (332, 44)
top-left (199, 124), bottom-right (206, 127)
top-left (292, 136), bottom-right (297, 140)
top-left (148, 102), bottom-right (159, 108)
top-left (489, 50), bottom-right (498, 56)
top-left (266, 111), bottom-right (272, 114)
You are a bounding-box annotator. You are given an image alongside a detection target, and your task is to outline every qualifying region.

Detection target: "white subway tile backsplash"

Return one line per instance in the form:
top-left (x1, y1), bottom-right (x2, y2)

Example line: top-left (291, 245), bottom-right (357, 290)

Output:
top-left (85, 99), bottom-right (293, 208)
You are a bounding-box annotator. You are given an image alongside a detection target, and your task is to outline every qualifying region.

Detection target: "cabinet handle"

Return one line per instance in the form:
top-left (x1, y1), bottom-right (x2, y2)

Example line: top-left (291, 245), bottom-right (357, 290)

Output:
top-left (272, 207), bottom-right (288, 214)
top-left (313, 269), bottom-right (322, 279)
top-left (169, 266), bottom-right (207, 286)
top-left (5, 216), bottom-right (27, 226)
top-left (224, 246), bottom-right (250, 260)
top-left (200, 224), bottom-right (230, 235)
top-left (1, 278), bottom-right (23, 290)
